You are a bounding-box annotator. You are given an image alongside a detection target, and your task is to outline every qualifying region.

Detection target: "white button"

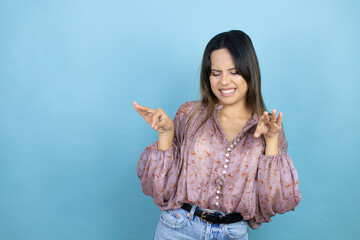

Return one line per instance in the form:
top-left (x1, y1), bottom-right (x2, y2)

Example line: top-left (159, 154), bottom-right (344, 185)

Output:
top-left (224, 165), bottom-right (228, 168)
top-left (225, 159), bottom-right (229, 163)
top-left (225, 153), bottom-right (229, 157)
top-left (215, 202), bottom-right (219, 205)
top-left (216, 196), bottom-right (219, 199)
top-left (219, 181), bottom-right (223, 185)
top-left (230, 144), bottom-right (233, 148)
top-left (223, 170), bottom-right (226, 174)
top-left (227, 148), bottom-right (231, 152)
top-left (234, 142), bottom-right (237, 145)
top-left (237, 138), bottom-right (240, 142)
top-left (217, 190), bottom-right (220, 194)
top-left (221, 175), bottom-right (225, 179)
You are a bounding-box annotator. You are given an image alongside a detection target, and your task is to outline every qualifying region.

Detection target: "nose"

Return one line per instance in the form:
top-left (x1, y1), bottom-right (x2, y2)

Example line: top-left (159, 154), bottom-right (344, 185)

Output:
top-left (220, 72), bottom-right (231, 85)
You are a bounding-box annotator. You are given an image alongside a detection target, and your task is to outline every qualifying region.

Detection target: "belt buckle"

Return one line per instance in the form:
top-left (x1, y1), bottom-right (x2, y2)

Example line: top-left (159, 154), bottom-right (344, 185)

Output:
top-left (201, 211), bottom-right (215, 223)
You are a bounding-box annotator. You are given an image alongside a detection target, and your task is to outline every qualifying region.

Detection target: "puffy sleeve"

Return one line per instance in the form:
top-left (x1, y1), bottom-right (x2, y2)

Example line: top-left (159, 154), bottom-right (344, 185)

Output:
top-left (252, 127), bottom-right (302, 228)
top-left (136, 102), bottom-right (193, 208)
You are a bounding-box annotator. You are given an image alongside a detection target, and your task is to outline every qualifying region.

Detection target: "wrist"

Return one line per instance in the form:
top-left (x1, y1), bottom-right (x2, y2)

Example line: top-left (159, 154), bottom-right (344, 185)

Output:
top-left (158, 129), bottom-right (174, 137)
top-left (264, 134), bottom-right (279, 144)
top-left (158, 130), bottom-right (174, 150)
top-left (264, 134), bottom-right (279, 156)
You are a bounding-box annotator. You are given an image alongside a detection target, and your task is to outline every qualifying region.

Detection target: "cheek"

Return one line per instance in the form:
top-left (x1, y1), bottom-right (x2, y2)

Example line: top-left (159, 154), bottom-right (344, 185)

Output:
top-left (236, 78), bottom-right (248, 90)
top-left (209, 77), bottom-right (217, 92)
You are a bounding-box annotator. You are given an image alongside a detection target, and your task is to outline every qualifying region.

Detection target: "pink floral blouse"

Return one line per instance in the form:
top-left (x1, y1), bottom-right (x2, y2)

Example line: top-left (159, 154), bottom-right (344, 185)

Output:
top-left (137, 101), bottom-right (302, 229)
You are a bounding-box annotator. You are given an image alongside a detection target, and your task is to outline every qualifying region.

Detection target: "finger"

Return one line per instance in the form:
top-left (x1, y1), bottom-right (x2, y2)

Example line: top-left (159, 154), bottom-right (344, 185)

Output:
top-left (271, 109), bottom-right (277, 123)
top-left (135, 105), bottom-right (154, 114)
top-left (133, 103), bottom-right (157, 126)
top-left (151, 109), bottom-right (164, 129)
top-left (133, 102), bottom-right (155, 118)
top-left (254, 122), bottom-right (264, 138)
top-left (133, 106), bottom-right (150, 119)
top-left (133, 101), bottom-right (154, 113)
top-left (263, 111), bottom-right (270, 123)
top-left (133, 101), bottom-right (144, 111)
top-left (277, 112), bottom-right (283, 126)
top-left (156, 117), bottom-right (169, 131)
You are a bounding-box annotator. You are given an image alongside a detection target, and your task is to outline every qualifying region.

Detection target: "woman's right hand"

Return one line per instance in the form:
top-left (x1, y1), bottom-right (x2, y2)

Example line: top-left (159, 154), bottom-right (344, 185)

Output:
top-left (133, 101), bottom-right (174, 134)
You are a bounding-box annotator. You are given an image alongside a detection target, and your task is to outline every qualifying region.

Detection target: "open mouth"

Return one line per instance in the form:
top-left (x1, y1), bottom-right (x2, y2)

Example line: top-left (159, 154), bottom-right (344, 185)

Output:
top-left (220, 89), bottom-right (235, 94)
top-left (219, 88), bottom-right (236, 96)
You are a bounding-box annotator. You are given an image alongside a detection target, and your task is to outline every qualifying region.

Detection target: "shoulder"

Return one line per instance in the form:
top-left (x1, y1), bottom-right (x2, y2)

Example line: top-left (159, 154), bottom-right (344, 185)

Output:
top-left (173, 101), bottom-right (207, 140)
top-left (176, 101), bottom-right (204, 119)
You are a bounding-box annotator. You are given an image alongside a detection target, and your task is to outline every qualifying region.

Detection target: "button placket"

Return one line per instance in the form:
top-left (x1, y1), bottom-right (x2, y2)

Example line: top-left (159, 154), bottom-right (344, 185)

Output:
top-left (215, 137), bottom-right (241, 206)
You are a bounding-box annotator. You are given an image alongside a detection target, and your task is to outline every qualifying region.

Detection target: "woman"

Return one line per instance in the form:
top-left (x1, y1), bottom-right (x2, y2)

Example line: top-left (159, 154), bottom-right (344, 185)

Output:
top-left (133, 30), bottom-right (302, 240)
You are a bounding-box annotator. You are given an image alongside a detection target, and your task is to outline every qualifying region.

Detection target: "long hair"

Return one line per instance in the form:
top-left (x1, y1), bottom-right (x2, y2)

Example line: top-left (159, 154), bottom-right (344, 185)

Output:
top-left (185, 30), bottom-right (267, 136)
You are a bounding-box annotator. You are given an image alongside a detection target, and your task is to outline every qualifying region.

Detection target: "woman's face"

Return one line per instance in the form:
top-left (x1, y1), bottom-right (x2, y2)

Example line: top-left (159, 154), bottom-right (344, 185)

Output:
top-left (209, 48), bottom-right (248, 107)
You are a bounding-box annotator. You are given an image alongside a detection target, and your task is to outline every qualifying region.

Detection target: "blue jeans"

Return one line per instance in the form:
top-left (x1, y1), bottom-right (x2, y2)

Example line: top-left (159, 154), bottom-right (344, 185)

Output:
top-left (153, 205), bottom-right (249, 240)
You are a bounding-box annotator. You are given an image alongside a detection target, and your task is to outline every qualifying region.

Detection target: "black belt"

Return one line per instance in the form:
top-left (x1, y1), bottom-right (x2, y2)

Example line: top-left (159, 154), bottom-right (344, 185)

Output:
top-left (181, 203), bottom-right (244, 224)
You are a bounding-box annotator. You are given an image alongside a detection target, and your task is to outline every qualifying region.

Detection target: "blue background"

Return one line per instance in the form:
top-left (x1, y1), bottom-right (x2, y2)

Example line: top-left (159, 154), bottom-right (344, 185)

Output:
top-left (1, 0), bottom-right (359, 239)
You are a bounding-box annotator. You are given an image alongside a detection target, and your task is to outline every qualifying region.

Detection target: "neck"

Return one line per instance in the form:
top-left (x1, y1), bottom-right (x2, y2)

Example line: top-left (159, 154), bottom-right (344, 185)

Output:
top-left (219, 102), bottom-right (253, 120)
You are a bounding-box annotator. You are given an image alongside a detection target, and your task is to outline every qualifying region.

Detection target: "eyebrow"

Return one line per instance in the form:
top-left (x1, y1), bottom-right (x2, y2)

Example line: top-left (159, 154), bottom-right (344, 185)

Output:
top-left (211, 67), bottom-right (237, 72)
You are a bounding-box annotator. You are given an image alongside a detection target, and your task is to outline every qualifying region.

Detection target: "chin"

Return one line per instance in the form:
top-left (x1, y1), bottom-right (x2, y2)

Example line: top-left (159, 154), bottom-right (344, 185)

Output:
top-left (218, 100), bottom-right (236, 106)
top-left (218, 97), bottom-right (244, 106)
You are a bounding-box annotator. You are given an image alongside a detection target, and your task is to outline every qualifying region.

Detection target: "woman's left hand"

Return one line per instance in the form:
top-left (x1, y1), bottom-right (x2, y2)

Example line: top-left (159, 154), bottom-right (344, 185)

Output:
top-left (253, 109), bottom-right (283, 140)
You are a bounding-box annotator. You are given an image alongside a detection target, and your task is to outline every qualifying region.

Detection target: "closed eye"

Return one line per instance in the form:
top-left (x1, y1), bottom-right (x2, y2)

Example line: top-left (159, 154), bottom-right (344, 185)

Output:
top-left (211, 71), bottom-right (239, 76)
top-left (211, 73), bottom-right (221, 77)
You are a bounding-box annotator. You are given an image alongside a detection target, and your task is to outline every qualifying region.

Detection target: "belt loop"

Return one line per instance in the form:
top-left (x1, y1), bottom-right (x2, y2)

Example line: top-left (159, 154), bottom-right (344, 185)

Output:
top-left (189, 204), bottom-right (196, 220)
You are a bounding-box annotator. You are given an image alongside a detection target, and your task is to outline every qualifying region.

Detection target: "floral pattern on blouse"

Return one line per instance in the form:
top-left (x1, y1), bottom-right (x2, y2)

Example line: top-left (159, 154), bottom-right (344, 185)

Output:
top-left (137, 101), bottom-right (302, 229)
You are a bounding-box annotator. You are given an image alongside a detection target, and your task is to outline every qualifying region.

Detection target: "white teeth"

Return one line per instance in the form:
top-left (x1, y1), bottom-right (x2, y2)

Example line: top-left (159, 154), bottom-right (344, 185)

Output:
top-left (220, 89), bottom-right (235, 94)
